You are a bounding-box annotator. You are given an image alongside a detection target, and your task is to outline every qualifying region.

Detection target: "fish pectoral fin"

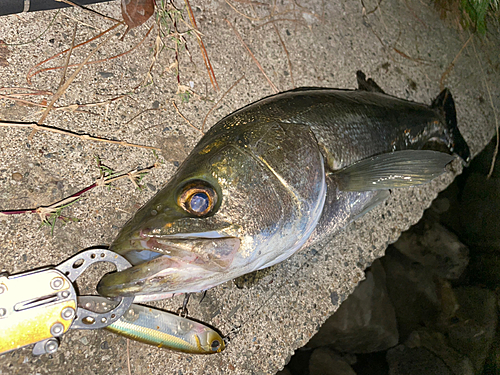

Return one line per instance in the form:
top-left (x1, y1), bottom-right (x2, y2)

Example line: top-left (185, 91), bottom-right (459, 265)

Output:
top-left (350, 190), bottom-right (391, 221)
top-left (331, 150), bottom-right (455, 191)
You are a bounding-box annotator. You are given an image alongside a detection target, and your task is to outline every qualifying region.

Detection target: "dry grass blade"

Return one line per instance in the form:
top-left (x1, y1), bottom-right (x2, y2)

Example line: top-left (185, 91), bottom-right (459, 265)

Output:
top-left (184, 0), bottom-right (218, 91)
top-left (440, 34), bottom-right (473, 90)
top-left (0, 121), bottom-right (160, 150)
top-left (127, 339), bottom-right (132, 375)
top-left (36, 26), bottom-right (118, 128)
top-left (172, 100), bottom-right (203, 134)
top-left (43, 24), bottom-right (153, 86)
top-left (1, 162), bottom-right (157, 233)
top-left (225, 19), bottom-right (278, 94)
top-left (55, 0), bottom-right (123, 23)
top-left (28, 24), bottom-right (154, 85)
top-left (272, 22), bottom-right (294, 88)
top-left (58, 23), bottom-right (78, 93)
top-left (470, 38), bottom-right (499, 178)
top-left (122, 108), bottom-right (162, 126)
top-left (0, 87), bottom-right (53, 95)
top-left (0, 94), bottom-right (90, 114)
top-left (27, 22), bottom-right (121, 83)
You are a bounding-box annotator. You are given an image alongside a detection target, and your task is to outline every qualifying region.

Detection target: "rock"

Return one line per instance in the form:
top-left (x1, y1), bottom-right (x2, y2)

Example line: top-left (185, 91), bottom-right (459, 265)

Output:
top-left (460, 172), bottom-right (500, 251)
top-left (275, 367), bottom-right (293, 375)
top-left (482, 325), bottom-right (500, 375)
top-left (404, 329), bottom-right (474, 375)
top-left (446, 286), bottom-right (498, 373)
top-left (393, 218), bottom-right (469, 279)
top-left (381, 247), bottom-right (440, 341)
top-left (467, 251), bottom-right (500, 288)
top-left (306, 260), bottom-right (398, 353)
top-left (309, 347), bottom-right (357, 375)
top-left (386, 345), bottom-right (451, 375)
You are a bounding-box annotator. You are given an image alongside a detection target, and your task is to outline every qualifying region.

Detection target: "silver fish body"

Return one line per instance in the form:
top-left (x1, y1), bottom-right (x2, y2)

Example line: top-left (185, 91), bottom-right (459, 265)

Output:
top-left (98, 72), bottom-right (470, 300)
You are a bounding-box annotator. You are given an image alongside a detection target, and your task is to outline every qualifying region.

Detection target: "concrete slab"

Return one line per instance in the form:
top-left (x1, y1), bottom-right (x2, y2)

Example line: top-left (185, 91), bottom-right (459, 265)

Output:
top-left (0, 0), bottom-right (499, 374)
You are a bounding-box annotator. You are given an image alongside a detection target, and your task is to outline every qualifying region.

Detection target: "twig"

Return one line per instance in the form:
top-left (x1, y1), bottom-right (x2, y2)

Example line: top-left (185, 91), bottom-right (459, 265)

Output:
top-left (184, 0), bottom-right (219, 91)
top-left (360, 0), bottom-right (383, 16)
top-left (225, 0), bottom-right (263, 22)
top-left (0, 121), bottom-right (160, 150)
top-left (127, 339), bottom-right (132, 375)
top-left (272, 22), bottom-right (294, 88)
top-left (122, 108), bottom-right (162, 127)
top-left (4, 10), bottom-right (60, 46)
top-left (225, 19), bottom-right (278, 94)
top-left (202, 75), bottom-right (245, 132)
top-left (0, 93), bottom-right (127, 115)
top-left (58, 23), bottom-right (78, 90)
top-left (440, 34), bottom-right (473, 91)
top-left (1, 163), bottom-right (157, 228)
top-left (27, 22), bottom-right (121, 83)
top-left (171, 100), bottom-right (203, 134)
top-left (0, 87), bottom-right (53, 96)
top-left (55, 0), bottom-right (123, 23)
top-left (26, 23), bottom-right (154, 85)
top-left (36, 25), bottom-right (117, 129)
top-left (470, 38), bottom-right (499, 178)
top-left (0, 94), bottom-right (89, 114)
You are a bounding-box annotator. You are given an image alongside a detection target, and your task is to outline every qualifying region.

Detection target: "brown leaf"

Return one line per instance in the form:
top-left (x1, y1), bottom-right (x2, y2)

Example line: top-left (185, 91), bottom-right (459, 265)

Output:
top-left (121, 0), bottom-right (155, 29)
top-left (0, 40), bottom-right (10, 67)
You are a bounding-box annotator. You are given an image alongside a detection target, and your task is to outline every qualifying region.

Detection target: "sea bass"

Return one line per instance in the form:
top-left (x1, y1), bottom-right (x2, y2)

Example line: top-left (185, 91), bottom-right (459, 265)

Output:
top-left (98, 72), bottom-right (470, 301)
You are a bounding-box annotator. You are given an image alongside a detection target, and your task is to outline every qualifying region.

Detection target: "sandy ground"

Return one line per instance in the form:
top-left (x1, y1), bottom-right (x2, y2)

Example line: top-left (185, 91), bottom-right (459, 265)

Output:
top-left (0, 0), bottom-right (499, 374)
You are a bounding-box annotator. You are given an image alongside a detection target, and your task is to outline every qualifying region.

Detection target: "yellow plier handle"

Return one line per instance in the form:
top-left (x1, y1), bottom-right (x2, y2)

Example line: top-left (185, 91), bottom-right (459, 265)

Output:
top-left (0, 248), bottom-right (134, 356)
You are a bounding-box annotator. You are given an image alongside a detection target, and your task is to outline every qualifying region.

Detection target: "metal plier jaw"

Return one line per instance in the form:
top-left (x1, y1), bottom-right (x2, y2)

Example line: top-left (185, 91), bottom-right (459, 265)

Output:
top-left (0, 248), bottom-right (134, 356)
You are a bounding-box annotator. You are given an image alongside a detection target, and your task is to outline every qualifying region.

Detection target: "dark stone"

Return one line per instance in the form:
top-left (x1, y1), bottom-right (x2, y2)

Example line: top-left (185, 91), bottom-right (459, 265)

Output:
top-left (351, 351), bottom-right (389, 375)
top-left (307, 260), bottom-right (398, 353)
top-left (381, 247), bottom-right (440, 341)
top-left (309, 348), bottom-right (357, 375)
top-left (460, 173), bottom-right (500, 250)
top-left (483, 323), bottom-right (500, 375)
top-left (404, 329), bottom-right (474, 375)
top-left (393, 219), bottom-right (469, 280)
top-left (99, 72), bottom-right (114, 78)
top-left (386, 345), bottom-right (451, 375)
top-left (286, 348), bottom-right (312, 375)
top-left (446, 286), bottom-right (497, 372)
top-left (276, 367), bottom-right (292, 375)
top-left (100, 341), bottom-right (109, 350)
top-left (467, 252), bottom-right (500, 288)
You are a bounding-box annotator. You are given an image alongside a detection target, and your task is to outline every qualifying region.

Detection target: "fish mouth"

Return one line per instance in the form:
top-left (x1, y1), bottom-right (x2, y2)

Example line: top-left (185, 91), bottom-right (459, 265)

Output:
top-left (97, 231), bottom-right (240, 297)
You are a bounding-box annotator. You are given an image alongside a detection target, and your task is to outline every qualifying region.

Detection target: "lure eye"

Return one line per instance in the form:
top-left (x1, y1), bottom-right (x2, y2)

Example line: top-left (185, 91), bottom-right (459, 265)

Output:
top-left (179, 183), bottom-right (217, 217)
top-left (210, 339), bottom-right (221, 352)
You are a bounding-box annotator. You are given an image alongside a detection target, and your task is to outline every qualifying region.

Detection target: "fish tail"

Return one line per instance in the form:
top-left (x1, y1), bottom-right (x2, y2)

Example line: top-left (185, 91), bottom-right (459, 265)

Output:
top-left (431, 89), bottom-right (471, 165)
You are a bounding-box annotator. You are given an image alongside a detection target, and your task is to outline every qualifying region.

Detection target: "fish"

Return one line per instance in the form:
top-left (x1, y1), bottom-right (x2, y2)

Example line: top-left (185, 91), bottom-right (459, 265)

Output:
top-left (97, 71), bottom-right (470, 301)
top-left (78, 296), bottom-right (225, 354)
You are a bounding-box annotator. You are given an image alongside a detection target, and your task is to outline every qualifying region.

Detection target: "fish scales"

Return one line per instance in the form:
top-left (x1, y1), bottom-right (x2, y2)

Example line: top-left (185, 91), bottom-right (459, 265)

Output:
top-left (97, 72), bottom-right (470, 299)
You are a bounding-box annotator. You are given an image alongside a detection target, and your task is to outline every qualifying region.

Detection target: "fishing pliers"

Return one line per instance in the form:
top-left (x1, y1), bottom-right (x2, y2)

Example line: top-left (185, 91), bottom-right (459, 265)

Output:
top-left (0, 248), bottom-right (134, 355)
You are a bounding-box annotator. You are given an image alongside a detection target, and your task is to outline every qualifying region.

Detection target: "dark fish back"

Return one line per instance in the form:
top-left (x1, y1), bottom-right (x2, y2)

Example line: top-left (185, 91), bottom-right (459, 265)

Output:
top-left (201, 78), bottom-right (470, 171)
top-left (215, 87), bottom-right (470, 171)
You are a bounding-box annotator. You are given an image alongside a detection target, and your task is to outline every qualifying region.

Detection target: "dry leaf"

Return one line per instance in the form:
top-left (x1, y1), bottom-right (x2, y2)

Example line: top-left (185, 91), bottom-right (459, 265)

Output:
top-left (121, 0), bottom-right (155, 31)
top-left (0, 40), bottom-right (10, 67)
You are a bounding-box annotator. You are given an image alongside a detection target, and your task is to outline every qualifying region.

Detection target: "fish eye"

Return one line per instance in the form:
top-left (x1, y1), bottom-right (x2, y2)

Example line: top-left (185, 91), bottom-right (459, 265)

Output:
top-left (210, 339), bottom-right (221, 351)
top-left (178, 183), bottom-right (217, 217)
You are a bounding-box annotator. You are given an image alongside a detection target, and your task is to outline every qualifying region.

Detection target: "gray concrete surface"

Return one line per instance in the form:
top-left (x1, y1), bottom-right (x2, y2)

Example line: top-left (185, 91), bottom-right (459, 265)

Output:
top-left (0, 0), bottom-right (499, 374)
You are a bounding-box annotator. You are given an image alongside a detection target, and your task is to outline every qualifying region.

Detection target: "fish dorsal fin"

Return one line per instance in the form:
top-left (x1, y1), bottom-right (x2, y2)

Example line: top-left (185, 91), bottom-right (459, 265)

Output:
top-left (332, 150), bottom-right (455, 191)
top-left (356, 70), bottom-right (386, 94)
